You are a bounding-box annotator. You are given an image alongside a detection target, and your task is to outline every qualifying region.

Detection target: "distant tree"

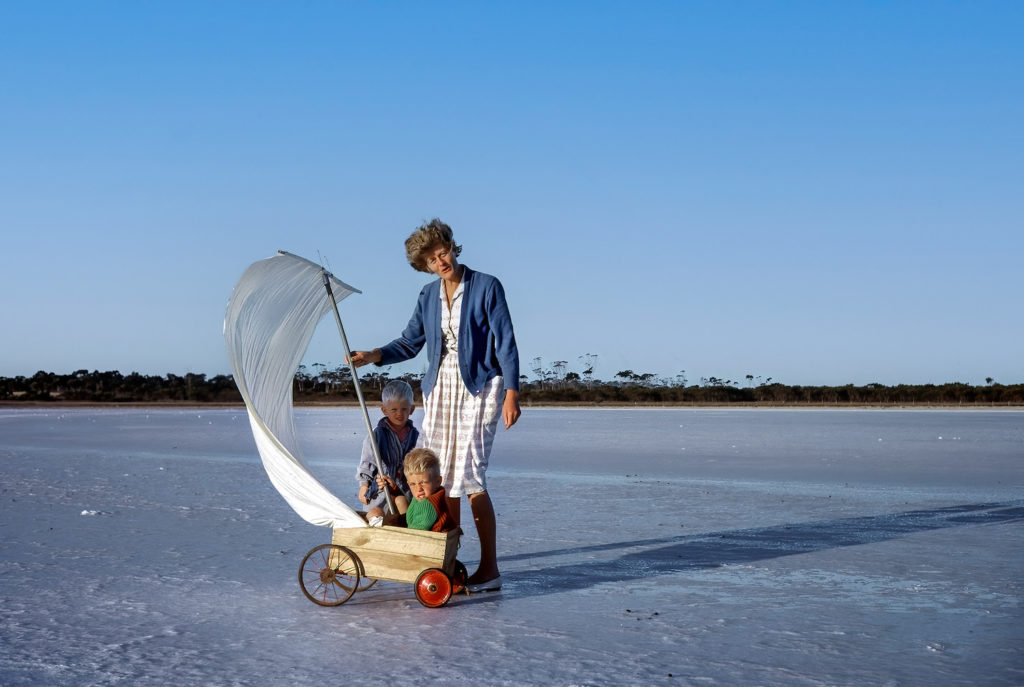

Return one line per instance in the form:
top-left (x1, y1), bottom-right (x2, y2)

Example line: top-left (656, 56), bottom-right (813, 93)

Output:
top-left (578, 353), bottom-right (597, 382)
top-left (312, 362), bottom-right (326, 392)
top-left (552, 360), bottom-right (568, 387)
top-left (3, 366), bottom-right (1023, 406)
top-left (531, 357), bottom-right (545, 388)
top-left (185, 372), bottom-right (205, 401)
top-left (324, 365), bottom-right (352, 393)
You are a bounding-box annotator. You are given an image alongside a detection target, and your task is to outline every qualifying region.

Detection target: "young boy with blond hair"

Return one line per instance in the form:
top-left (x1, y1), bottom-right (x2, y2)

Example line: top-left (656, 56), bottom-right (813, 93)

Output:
top-left (356, 380), bottom-right (418, 515)
top-left (367, 448), bottom-right (456, 532)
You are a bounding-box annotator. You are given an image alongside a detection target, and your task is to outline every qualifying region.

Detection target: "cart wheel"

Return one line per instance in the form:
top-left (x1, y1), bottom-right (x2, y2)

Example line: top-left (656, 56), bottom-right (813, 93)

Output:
top-left (414, 568), bottom-right (453, 608)
top-left (351, 554), bottom-right (377, 591)
top-left (451, 560), bottom-right (468, 594)
top-left (299, 544), bottom-right (360, 606)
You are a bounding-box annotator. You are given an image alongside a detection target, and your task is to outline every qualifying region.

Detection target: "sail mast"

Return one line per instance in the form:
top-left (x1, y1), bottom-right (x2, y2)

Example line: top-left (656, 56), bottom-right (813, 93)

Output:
top-left (318, 266), bottom-right (397, 515)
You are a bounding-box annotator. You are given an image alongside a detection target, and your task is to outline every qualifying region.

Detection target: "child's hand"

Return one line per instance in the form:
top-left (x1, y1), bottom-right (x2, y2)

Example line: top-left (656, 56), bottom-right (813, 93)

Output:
top-left (376, 475), bottom-right (396, 491)
top-left (358, 483), bottom-right (370, 505)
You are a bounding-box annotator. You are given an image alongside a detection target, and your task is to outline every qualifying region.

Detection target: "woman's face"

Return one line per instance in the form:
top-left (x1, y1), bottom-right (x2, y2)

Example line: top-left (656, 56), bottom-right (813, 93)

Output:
top-left (425, 245), bottom-right (460, 281)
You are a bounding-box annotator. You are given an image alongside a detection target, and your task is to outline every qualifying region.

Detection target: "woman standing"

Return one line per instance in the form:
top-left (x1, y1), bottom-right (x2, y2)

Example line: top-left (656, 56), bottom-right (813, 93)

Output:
top-left (350, 219), bottom-right (520, 591)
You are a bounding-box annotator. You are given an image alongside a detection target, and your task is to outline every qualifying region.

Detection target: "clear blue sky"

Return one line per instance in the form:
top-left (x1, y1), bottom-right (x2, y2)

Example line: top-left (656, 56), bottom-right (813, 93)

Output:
top-left (2, 2), bottom-right (1021, 386)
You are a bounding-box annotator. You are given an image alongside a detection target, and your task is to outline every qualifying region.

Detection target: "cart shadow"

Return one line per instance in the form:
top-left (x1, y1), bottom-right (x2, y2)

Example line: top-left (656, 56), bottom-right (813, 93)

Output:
top-left (483, 500), bottom-right (1024, 602)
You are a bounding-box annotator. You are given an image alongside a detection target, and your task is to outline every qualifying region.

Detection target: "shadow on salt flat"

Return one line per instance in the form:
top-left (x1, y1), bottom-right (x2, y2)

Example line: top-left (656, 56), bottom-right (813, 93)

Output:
top-left (495, 501), bottom-right (1024, 599)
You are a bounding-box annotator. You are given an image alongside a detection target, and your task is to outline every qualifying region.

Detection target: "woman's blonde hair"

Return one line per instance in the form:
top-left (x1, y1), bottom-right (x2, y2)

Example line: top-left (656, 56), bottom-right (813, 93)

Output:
top-left (403, 448), bottom-right (441, 479)
top-left (405, 218), bottom-right (462, 273)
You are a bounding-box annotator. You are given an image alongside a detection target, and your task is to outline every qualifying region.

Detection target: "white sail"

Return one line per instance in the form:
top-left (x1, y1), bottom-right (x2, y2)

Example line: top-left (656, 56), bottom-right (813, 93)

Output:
top-left (224, 251), bottom-right (367, 528)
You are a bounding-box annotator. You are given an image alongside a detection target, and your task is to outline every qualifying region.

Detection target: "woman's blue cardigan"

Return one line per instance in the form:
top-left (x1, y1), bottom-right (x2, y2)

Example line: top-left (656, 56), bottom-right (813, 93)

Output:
top-left (377, 266), bottom-right (520, 399)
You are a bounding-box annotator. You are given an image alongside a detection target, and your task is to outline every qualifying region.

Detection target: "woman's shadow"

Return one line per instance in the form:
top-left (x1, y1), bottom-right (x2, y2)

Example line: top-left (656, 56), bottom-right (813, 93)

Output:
top-left (481, 501), bottom-right (1024, 601)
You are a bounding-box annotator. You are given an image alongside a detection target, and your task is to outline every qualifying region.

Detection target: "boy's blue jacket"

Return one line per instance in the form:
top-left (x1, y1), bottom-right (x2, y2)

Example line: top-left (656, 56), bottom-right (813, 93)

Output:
top-left (377, 266), bottom-right (520, 399)
top-left (357, 417), bottom-right (418, 505)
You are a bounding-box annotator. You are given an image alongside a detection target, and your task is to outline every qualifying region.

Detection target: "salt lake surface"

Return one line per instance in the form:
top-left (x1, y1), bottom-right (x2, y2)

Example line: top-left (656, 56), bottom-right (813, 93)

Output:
top-left (1, 407), bottom-right (1022, 686)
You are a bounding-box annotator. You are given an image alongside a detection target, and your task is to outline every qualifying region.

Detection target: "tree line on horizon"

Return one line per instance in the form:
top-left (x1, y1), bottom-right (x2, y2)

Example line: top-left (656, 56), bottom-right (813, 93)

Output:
top-left (2, 366), bottom-right (1021, 406)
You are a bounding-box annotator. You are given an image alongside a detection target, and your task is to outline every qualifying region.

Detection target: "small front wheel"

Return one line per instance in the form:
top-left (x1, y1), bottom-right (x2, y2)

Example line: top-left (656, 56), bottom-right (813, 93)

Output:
top-left (414, 568), bottom-right (453, 608)
top-left (299, 544), bottom-right (360, 606)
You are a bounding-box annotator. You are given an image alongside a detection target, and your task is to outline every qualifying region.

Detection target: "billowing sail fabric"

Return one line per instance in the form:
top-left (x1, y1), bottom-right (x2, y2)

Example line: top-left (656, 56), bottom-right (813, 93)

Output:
top-left (224, 251), bottom-right (367, 528)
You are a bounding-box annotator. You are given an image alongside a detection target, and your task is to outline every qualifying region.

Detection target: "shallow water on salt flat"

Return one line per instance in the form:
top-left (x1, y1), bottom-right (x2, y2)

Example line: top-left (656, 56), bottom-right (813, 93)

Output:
top-left (1, 408), bottom-right (1022, 686)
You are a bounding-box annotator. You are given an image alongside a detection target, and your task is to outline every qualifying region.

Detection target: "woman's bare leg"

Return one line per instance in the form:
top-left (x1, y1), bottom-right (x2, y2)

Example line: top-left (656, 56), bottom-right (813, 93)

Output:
top-left (466, 490), bottom-right (499, 583)
top-left (447, 496), bottom-right (461, 528)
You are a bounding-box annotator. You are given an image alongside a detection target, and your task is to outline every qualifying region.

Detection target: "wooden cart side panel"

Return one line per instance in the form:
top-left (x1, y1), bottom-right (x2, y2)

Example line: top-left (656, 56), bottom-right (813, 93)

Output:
top-left (331, 527), bottom-right (460, 584)
top-left (439, 529), bottom-right (459, 574)
top-left (354, 552), bottom-right (444, 584)
top-left (333, 526), bottom-right (446, 558)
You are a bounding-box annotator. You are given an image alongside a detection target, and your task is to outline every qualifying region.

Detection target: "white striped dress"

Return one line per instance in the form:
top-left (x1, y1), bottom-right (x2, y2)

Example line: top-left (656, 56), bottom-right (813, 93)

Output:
top-left (422, 280), bottom-right (504, 498)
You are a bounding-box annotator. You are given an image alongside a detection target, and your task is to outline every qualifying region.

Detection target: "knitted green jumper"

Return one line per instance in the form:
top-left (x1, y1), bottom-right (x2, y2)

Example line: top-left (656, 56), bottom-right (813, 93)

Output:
top-left (405, 496), bottom-right (438, 531)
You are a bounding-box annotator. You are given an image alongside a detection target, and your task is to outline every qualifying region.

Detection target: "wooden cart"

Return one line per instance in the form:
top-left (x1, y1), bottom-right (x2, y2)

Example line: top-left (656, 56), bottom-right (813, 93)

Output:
top-left (299, 525), bottom-right (466, 608)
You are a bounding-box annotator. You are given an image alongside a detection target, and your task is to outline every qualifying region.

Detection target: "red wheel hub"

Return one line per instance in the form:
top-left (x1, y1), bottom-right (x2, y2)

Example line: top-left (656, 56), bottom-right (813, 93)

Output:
top-left (415, 568), bottom-right (453, 608)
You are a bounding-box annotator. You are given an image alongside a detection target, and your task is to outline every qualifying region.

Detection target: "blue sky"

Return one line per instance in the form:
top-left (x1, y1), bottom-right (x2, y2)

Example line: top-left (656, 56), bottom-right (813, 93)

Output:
top-left (2, 2), bottom-right (1021, 386)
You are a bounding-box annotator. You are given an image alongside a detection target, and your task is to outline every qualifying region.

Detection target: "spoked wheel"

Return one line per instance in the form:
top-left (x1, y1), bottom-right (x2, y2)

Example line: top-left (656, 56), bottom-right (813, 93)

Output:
top-left (357, 577), bottom-right (377, 591)
top-left (451, 560), bottom-right (468, 595)
top-left (299, 544), bottom-right (360, 606)
top-left (414, 568), bottom-right (453, 608)
top-left (349, 545), bottom-right (376, 591)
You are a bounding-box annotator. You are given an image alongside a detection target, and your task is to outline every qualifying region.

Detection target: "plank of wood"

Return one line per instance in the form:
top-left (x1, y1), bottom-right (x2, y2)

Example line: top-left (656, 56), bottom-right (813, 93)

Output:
top-left (331, 526), bottom-right (461, 584)
top-left (333, 526), bottom-right (443, 557)
top-left (357, 551), bottom-right (446, 584)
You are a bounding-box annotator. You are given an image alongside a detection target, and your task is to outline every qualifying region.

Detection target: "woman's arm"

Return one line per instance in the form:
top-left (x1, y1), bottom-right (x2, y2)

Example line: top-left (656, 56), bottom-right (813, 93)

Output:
top-left (482, 277), bottom-right (522, 428)
top-left (486, 279), bottom-right (521, 393)
top-left (377, 285), bottom-right (432, 365)
top-left (503, 388), bottom-right (521, 429)
top-left (349, 285), bottom-right (433, 367)
top-left (348, 349), bottom-right (382, 367)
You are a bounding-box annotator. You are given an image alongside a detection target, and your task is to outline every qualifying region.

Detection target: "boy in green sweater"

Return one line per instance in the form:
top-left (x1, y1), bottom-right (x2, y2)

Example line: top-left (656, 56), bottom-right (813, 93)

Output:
top-left (392, 448), bottom-right (456, 532)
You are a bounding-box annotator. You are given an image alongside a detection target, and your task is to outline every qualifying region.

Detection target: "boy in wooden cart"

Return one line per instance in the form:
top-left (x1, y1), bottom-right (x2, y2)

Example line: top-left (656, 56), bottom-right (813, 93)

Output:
top-left (367, 448), bottom-right (457, 533)
top-left (357, 380), bottom-right (418, 518)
